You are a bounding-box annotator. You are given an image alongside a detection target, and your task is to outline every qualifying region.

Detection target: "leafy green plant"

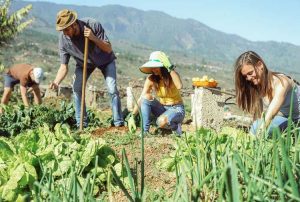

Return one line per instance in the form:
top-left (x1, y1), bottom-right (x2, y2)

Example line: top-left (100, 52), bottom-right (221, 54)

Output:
top-left (0, 102), bottom-right (102, 136)
top-left (0, 0), bottom-right (33, 47)
top-left (0, 124), bottom-right (124, 201)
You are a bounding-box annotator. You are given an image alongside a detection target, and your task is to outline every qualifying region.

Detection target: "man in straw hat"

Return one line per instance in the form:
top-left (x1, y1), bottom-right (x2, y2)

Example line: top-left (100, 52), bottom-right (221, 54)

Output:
top-left (50, 9), bottom-right (124, 128)
top-left (128, 51), bottom-right (185, 136)
top-left (0, 64), bottom-right (44, 113)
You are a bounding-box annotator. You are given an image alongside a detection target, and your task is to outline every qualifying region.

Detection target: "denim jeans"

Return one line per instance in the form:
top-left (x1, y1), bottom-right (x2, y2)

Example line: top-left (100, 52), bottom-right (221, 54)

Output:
top-left (140, 98), bottom-right (185, 132)
top-left (73, 60), bottom-right (124, 127)
top-left (250, 116), bottom-right (291, 136)
top-left (4, 74), bottom-right (19, 88)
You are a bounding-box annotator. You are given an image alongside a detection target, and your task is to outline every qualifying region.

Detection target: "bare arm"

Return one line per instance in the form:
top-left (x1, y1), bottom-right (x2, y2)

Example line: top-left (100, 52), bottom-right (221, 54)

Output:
top-left (84, 27), bottom-right (112, 53)
top-left (264, 76), bottom-right (292, 127)
top-left (170, 70), bottom-right (183, 89)
top-left (20, 85), bottom-right (29, 107)
top-left (49, 64), bottom-right (68, 89)
top-left (1, 88), bottom-right (12, 105)
top-left (31, 84), bottom-right (42, 105)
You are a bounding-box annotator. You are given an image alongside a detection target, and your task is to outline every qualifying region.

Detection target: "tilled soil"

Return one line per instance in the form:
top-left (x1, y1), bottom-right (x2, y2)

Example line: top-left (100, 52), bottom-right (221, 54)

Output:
top-left (91, 127), bottom-right (178, 201)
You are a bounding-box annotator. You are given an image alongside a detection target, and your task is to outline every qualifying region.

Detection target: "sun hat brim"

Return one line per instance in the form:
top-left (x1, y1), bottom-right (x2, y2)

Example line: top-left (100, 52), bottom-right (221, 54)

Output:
top-left (56, 10), bottom-right (77, 31)
top-left (139, 60), bottom-right (164, 74)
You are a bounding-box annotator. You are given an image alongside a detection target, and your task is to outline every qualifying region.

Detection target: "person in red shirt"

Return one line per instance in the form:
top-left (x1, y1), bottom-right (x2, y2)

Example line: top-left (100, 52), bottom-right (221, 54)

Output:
top-left (1, 64), bottom-right (44, 111)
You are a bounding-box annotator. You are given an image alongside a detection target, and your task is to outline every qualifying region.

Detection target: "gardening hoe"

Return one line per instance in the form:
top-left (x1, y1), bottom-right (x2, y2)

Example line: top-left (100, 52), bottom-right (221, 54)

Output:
top-left (80, 37), bottom-right (89, 131)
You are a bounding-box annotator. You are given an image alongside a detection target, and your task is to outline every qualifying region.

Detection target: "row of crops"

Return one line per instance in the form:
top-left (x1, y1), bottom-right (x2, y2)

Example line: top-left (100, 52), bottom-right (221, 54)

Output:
top-left (0, 102), bottom-right (102, 136)
top-left (0, 124), bottom-right (128, 201)
top-left (158, 126), bottom-right (300, 201)
top-left (1, 102), bottom-right (300, 201)
top-left (113, 125), bottom-right (300, 201)
top-left (0, 103), bottom-right (127, 201)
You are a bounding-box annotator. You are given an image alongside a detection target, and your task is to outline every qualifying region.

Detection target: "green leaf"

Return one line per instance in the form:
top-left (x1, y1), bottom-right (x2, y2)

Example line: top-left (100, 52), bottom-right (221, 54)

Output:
top-left (19, 162), bottom-right (37, 188)
top-left (0, 138), bottom-right (15, 161)
top-left (52, 157), bottom-right (72, 177)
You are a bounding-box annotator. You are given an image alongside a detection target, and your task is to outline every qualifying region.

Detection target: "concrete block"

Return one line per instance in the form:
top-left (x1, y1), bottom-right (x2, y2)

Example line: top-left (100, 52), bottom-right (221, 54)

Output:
top-left (127, 87), bottom-right (134, 111)
top-left (191, 87), bottom-right (225, 131)
top-left (126, 83), bottom-right (143, 111)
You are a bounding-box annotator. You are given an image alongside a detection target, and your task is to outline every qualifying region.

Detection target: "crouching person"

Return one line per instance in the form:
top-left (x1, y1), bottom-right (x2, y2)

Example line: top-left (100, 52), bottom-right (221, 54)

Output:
top-left (1, 64), bottom-right (44, 112)
top-left (234, 51), bottom-right (300, 136)
top-left (128, 51), bottom-right (185, 136)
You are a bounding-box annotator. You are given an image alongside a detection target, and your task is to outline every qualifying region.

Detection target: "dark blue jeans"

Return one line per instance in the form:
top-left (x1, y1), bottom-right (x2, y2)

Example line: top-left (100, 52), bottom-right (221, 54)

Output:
top-left (140, 98), bottom-right (185, 132)
top-left (73, 60), bottom-right (124, 127)
top-left (4, 74), bottom-right (19, 88)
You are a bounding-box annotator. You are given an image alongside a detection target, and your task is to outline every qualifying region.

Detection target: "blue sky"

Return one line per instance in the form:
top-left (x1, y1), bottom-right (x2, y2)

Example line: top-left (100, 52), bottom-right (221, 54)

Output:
top-left (27, 0), bottom-right (300, 46)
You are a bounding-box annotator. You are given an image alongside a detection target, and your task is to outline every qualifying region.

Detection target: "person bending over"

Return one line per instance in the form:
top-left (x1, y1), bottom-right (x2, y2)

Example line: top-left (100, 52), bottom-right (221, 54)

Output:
top-left (1, 63), bottom-right (43, 112)
top-left (234, 51), bottom-right (300, 136)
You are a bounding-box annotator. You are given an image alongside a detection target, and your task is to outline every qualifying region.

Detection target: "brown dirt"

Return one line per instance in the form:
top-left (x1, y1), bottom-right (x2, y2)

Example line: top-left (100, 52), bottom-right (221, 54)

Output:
top-left (91, 126), bottom-right (179, 201)
top-left (92, 126), bottom-right (129, 137)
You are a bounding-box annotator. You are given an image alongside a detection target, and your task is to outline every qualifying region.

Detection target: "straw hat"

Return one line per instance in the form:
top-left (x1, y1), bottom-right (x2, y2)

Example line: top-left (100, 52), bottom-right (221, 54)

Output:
top-left (139, 51), bottom-right (165, 74)
top-left (56, 9), bottom-right (77, 31)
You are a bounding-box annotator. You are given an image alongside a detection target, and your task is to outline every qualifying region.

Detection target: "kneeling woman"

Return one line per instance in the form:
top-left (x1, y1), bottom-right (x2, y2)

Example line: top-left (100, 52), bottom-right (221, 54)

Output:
top-left (131, 51), bottom-right (185, 135)
top-left (234, 51), bottom-right (300, 136)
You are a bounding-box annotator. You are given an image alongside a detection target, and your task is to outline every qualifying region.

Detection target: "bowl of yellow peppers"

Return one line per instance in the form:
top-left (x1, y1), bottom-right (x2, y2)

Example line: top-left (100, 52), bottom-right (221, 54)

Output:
top-left (192, 75), bottom-right (218, 88)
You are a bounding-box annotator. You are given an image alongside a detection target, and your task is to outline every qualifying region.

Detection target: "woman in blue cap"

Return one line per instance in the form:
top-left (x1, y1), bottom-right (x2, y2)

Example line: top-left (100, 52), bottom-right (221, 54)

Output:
top-left (129, 51), bottom-right (185, 136)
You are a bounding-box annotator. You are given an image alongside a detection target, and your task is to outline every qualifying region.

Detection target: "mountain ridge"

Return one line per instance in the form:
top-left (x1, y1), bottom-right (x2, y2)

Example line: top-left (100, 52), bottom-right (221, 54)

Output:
top-left (11, 1), bottom-right (300, 75)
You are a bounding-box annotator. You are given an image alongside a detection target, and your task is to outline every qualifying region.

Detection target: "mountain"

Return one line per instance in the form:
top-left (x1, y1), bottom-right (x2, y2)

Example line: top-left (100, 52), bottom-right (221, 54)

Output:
top-left (11, 1), bottom-right (300, 76)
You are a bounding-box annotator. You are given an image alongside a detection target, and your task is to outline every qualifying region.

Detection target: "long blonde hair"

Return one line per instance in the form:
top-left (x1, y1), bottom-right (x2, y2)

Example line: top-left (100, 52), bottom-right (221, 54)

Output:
top-left (234, 51), bottom-right (274, 120)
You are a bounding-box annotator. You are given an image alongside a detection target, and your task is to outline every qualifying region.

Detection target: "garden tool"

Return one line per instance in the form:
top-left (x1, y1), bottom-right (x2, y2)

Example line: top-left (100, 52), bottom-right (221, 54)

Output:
top-left (80, 37), bottom-right (89, 131)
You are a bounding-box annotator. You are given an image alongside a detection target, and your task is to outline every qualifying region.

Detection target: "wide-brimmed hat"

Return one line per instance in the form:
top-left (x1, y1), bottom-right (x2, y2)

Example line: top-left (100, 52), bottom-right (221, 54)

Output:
top-left (56, 9), bottom-right (77, 31)
top-left (33, 67), bottom-right (44, 84)
top-left (139, 51), bottom-right (165, 74)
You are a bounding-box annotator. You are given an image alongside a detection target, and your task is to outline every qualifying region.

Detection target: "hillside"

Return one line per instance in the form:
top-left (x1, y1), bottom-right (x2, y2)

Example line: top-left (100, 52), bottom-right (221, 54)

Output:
top-left (10, 0), bottom-right (300, 78)
top-left (0, 29), bottom-right (232, 90)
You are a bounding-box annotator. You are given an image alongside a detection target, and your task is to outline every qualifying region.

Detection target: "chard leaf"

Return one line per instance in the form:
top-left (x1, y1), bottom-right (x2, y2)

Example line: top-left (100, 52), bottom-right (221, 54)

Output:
top-left (0, 138), bottom-right (15, 161)
top-left (19, 162), bottom-right (37, 188)
top-left (52, 157), bottom-right (72, 177)
top-left (2, 164), bottom-right (25, 198)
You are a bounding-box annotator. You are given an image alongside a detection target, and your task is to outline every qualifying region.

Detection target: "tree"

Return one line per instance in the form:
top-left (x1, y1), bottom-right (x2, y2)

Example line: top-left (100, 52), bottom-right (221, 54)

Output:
top-left (0, 0), bottom-right (32, 47)
top-left (0, 0), bottom-right (32, 70)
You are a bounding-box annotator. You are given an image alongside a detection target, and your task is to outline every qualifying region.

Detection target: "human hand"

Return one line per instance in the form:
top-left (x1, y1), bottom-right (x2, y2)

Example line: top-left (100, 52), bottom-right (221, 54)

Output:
top-left (128, 113), bottom-right (137, 133)
top-left (49, 81), bottom-right (59, 90)
top-left (158, 52), bottom-right (174, 72)
top-left (256, 122), bottom-right (267, 137)
top-left (84, 26), bottom-right (96, 40)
